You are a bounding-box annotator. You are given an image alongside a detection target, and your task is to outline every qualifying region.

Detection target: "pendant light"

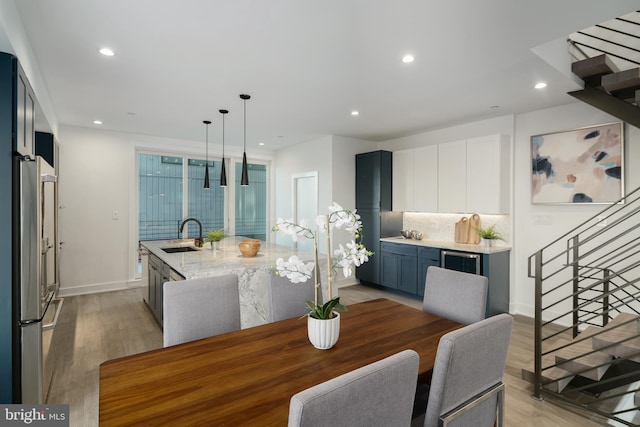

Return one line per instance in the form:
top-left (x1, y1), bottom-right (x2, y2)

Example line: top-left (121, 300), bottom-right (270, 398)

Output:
top-left (219, 109), bottom-right (228, 187)
top-left (203, 120), bottom-right (211, 189)
top-left (240, 94), bottom-right (250, 186)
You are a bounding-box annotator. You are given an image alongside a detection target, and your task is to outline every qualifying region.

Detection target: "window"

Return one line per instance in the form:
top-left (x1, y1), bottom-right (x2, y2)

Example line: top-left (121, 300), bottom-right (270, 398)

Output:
top-left (139, 154), bottom-right (183, 240)
top-left (138, 153), bottom-right (267, 242)
top-left (186, 159), bottom-right (224, 236)
top-left (235, 163), bottom-right (267, 240)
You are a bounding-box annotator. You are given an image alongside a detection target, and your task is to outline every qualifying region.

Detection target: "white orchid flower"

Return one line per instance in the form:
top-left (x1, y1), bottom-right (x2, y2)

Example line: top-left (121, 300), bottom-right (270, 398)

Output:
top-left (275, 255), bottom-right (315, 283)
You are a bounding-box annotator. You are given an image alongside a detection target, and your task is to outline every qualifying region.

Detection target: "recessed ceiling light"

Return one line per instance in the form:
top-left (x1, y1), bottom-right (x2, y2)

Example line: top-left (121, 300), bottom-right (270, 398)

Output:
top-left (351, 110), bottom-right (359, 116)
top-left (535, 82), bottom-right (547, 89)
top-left (259, 142), bottom-right (265, 146)
top-left (93, 120), bottom-right (103, 125)
top-left (99, 47), bottom-right (115, 57)
top-left (402, 55), bottom-right (415, 63)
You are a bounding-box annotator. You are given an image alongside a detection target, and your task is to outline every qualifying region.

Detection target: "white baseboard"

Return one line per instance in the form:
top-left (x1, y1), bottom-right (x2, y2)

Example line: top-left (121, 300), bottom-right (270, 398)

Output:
top-left (57, 279), bottom-right (144, 297)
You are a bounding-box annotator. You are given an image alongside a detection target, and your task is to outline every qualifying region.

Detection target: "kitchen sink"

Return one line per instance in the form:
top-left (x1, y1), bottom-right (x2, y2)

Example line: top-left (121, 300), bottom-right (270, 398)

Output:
top-left (161, 246), bottom-right (199, 253)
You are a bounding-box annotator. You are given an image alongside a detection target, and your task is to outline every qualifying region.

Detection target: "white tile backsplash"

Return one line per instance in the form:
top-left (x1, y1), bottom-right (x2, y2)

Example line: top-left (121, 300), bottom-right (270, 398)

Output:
top-left (403, 212), bottom-right (510, 245)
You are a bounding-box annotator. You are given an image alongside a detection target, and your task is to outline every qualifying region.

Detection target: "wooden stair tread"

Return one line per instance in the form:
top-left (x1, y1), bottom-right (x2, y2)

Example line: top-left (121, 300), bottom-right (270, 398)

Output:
top-left (592, 313), bottom-right (640, 362)
top-left (572, 54), bottom-right (620, 79)
top-left (555, 326), bottom-right (612, 381)
top-left (521, 339), bottom-right (574, 393)
top-left (602, 68), bottom-right (640, 95)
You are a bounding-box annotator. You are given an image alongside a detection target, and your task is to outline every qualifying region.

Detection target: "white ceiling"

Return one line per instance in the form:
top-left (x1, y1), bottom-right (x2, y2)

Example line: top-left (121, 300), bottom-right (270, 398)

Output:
top-left (9, 1), bottom-right (640, 150)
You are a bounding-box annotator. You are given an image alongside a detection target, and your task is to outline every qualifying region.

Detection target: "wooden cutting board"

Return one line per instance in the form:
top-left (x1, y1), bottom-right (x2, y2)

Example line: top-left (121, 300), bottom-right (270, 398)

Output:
top-left (454, 217), bottom-right (469, 243)
top-left (467, 213), bottom-right (481, 244)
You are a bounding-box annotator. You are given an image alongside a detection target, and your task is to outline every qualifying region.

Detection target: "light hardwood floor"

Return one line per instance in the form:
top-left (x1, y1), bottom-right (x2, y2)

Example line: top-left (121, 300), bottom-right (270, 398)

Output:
top-left (47, 285), bottom-right (611, 426)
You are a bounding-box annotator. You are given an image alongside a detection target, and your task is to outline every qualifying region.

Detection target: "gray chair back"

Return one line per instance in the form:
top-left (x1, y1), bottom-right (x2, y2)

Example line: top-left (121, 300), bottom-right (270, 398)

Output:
top-left (288, 349), bottom-right (419, 427)
top-left (163, 274), bottom-right (241, 347)
top-left (422, 266), bottom-right (488, 325)
top-left (423, 313), bottom-right (513, 427)
top-left (268, 271), bottom-right (317, 322)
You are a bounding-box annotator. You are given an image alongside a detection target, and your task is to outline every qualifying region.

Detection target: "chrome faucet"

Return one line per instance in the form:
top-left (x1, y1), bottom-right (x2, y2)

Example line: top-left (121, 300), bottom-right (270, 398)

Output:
top-left (179, 218), bottom-right (203, 248)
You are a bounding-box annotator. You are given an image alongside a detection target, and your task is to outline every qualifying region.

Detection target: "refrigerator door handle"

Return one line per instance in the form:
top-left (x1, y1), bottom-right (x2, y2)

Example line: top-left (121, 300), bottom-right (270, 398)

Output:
top-left (19, 291), bottom-right (54, 326)
top-left (42, 298), bottom-right (64, 331)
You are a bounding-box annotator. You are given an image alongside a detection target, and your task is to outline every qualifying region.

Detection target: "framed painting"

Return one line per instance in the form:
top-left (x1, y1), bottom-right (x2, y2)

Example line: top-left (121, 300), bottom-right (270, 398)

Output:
top-left (531, 122), bottom-right (624, 204)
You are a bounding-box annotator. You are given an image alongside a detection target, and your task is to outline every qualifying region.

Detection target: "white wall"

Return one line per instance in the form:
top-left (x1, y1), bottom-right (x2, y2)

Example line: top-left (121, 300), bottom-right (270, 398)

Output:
top-left (273, 135), bottom-right (376, 287)
top-left (57, 125), bottom-right (275, 296)
top-left (512, 103), bottom-right (639, 317)
top-left (273, 135), bottom-right (333, 249)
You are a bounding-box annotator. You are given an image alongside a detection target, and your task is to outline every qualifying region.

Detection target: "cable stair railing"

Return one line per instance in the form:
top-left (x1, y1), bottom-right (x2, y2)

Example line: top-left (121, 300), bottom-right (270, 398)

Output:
top-left (525, 186), bottom-right (640, 426)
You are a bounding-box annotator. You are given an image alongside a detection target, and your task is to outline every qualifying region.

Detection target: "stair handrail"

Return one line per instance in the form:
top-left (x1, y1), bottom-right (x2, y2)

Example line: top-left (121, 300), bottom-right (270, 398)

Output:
top-left (530, 185), bottom-right (640, 411)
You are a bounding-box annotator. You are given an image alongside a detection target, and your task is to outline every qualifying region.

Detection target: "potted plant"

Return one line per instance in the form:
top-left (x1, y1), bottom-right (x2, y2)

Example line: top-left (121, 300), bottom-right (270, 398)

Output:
top-left (204, 228), bottom-right (228, 250)
top-left (272, 202), bottom-right (372, 349)
top-left (474, 224), bottom-right (504, 247)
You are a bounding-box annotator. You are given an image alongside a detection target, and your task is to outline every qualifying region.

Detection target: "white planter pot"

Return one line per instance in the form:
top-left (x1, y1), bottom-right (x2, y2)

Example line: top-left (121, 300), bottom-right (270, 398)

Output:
top-left (307, 312), bottom-right (340, 350)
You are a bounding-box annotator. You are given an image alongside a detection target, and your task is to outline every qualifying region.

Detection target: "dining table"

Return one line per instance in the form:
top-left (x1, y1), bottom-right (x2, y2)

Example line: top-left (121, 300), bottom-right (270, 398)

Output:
top-left (99, 298), bottom-right (462, 426)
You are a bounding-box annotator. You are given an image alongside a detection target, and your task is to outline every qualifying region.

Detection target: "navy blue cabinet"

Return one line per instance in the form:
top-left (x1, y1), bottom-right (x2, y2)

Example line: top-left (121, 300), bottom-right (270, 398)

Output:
top-left (355, 151), bottom-right (392, 210)
top-left (355, 151), bottom-right (402, 285)
top-left (417, 247), bottom-right (441, 296)
top-left (380, 242), bottom-right (418, 294)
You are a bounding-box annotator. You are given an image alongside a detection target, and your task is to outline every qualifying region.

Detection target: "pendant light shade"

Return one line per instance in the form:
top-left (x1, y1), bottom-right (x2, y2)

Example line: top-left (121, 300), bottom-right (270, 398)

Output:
top-left (219, 109), bottom-right (228, 187)
top-left (203, 120), bottom-right (211, 189)
top-left (240, 94), bottom-right (250, 186)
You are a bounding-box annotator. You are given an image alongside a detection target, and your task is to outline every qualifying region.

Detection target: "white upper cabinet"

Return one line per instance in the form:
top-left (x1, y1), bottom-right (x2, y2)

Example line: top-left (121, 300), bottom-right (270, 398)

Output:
top-left (392, 149), bottom-right (414, 211)
top-left (413, 145), bottom-right (438, 212)
top-left (466, 134), bottom-right (510, 214)
top-left (391, 134), bottom-right (510, 214)
top-left (392, 145), bottom-right (438, 212)
top-left (437, 140), bottom-right (467, 213)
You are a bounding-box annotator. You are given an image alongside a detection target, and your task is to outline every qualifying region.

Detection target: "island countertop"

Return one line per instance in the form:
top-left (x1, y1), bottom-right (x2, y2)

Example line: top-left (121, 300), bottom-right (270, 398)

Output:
top-left (141, 237), bottom-right (326, 328)
top-left (141, 236), bottom-right (319, 279)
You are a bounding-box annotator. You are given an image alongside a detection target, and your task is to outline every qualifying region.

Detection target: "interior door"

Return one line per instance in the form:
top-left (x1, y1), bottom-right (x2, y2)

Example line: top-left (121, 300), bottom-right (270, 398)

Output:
top-left (292, 172), bottom-right (317, 252)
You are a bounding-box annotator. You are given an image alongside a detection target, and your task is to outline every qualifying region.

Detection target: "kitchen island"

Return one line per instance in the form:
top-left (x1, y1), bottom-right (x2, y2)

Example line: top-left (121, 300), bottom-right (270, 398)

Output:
top-left (141, 237), bottom-right (327, 329)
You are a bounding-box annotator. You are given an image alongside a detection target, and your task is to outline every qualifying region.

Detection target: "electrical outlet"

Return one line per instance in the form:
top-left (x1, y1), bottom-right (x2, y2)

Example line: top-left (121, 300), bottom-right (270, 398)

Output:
top-left (112, 210), bottom-right (119, 220)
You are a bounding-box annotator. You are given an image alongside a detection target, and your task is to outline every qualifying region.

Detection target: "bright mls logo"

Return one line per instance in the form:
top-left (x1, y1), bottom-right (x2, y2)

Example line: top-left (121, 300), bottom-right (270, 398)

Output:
top-left (0, 405), bottom-right (69, 426)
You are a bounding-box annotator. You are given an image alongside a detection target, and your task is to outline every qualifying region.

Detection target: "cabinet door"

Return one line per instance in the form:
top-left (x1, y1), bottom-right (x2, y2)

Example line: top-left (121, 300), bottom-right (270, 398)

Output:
top-left (413, 145), bottom-right (438, 212)
top-left (356, 209), bottom-right (381, 284)
top-left (437, 140), bottom-right (466, 213)
top-left (466, 134), bottom-right (509, 214)
top-left (148, 263), bottom-right (157, 311)
top-left (356, 152), bottom-right (381, 209)
top-left (380, 252), bottom-right (398, 289)
top-left (356, 151), bottom-right (393, 210)
top-left (398, 256), bottom-right (418, 294)
top-left (417, 247), bottom-right (441, 296)
top-left (16, 70), bottom-right (35, 157)
top-left (392, 149), bottom-right (414, 211)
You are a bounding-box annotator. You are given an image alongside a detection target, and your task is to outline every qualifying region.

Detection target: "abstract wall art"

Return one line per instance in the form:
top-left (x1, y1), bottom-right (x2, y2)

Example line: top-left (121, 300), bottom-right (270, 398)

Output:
top-left (531, 122), bottom-right (624, 204)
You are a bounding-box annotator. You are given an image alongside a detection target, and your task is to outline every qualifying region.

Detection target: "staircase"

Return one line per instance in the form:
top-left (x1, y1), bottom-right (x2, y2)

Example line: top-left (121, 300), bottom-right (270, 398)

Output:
top-left (567, 10), bottom-right (640, 129)
top-left (523, 185), bottom-right (640, 426)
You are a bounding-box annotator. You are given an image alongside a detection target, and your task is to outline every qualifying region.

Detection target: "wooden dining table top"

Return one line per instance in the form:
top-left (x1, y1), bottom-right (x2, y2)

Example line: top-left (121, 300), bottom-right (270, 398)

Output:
top-left (99, 298), bottom-right (462, 426)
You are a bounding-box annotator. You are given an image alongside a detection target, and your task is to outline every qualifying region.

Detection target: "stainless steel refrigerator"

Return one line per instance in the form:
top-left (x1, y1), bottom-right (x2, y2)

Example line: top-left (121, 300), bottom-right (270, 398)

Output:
top-left (13, 155), bottom-right (59, 403)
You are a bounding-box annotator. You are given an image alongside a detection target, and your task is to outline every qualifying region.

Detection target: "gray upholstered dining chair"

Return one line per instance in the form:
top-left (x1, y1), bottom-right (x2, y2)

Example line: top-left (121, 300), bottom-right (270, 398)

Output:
top-left (163, 274), bottom-right (241, 347)
top-left (422, 266), bottom-right (488, 325)
top-left (288, 349), bottom-right (419, 427)
top-left (268, 271), bottom-right (317, 322)
top-left (416, 313), bottom-right (513, 427)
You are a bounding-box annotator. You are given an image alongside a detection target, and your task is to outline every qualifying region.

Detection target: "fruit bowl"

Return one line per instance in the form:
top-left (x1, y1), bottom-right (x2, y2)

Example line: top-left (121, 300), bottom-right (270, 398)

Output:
top-left (238, 239), bottom-right (261, 257)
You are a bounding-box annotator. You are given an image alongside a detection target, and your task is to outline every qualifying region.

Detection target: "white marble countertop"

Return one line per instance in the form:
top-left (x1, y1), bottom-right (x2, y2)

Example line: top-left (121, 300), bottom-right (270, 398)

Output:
top-left (380, 236), bottom-right (511, 254)
top-left (141, 237), bottom-right (326, 328)
top-left (142, 236), bottom-right (318, 279)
